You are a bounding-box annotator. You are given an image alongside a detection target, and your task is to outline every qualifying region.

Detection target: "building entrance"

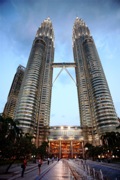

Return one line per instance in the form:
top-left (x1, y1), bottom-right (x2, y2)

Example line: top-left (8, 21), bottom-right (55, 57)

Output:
top-left (49, 139), bottom-right (83, 159)
top-left (48, 126), bottom-right (84, 159)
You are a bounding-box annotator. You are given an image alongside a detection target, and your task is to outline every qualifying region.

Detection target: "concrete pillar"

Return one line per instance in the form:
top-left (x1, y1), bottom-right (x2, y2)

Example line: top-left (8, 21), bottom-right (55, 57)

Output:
top-left (48, 141), bottom-right (50, 154)
top-left (82, 141), bottom-right (85, 158)
top-left (59, 140), bottom-right (61, 159)
top-left (70, 141), bottom-right (73, 158)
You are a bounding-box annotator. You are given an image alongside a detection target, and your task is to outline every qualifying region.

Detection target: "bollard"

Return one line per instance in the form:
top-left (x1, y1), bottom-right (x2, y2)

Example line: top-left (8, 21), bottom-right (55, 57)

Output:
top-left (87, 165), bottom-right (90, 176)
top-left (84, 164), bottom-right (87, 172)
top-left (93, 168), bottom-right (95, 178)
top-left (99, 169), bottom-right (104, 180)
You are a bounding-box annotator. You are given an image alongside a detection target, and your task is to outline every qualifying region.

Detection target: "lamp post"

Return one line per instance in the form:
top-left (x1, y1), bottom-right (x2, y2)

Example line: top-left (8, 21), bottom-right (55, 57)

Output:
top-left (85, 147), bottom-right (88, 163)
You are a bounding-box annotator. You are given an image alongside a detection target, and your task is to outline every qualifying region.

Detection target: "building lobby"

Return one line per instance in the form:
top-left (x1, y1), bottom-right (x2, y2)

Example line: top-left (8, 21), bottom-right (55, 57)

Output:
top-left (48, 126), bottom-right (84, 158)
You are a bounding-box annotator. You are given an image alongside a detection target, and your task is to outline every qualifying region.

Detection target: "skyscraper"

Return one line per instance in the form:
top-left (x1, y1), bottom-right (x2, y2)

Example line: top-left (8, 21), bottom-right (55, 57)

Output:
top-left (13, 17), bottom-right (118, 147)
top-left (14, 18), bottom-right (54, 146)
top-left (3, 65), bottom-right (25, 119)
top-left (73, 17), bottom-right (118, 143)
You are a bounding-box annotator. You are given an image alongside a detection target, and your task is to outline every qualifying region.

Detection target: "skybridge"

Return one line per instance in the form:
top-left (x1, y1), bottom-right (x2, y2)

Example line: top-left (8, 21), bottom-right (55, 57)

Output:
top-left (52, 62), bottom-right (76, 85)
top-left (52, 62), bottom-right (76, 68)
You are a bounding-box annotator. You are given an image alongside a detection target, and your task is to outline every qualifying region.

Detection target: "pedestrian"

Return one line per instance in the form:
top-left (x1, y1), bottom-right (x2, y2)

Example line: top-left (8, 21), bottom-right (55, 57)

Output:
top-left (47, 157), bottom-right (50, 165)
top-left (38, 158), bottom-right (43, 175)
top-left (21, 158), bottom-right (27, 177)
top-left (52, 157), bottom-right (54, 163)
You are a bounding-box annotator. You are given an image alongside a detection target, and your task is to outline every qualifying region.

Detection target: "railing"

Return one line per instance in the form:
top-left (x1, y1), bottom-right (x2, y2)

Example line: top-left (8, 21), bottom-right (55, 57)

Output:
top-left (67, 159), bottom-right (109, 180)
top-left (82, 163), bottom-right (105, 180)
top-left (77, 160), bottom-right (109, 180)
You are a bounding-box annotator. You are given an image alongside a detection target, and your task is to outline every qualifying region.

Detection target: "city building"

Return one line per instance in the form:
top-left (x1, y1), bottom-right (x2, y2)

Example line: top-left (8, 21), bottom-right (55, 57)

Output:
top-left (11, 17), bottom-right (119, 151)
top-left (72, 17), bottom-right (118, 145)
top-left (14, 18), bottom-right (54, 146)
top-left (3, 65), bottom-right (25, 119)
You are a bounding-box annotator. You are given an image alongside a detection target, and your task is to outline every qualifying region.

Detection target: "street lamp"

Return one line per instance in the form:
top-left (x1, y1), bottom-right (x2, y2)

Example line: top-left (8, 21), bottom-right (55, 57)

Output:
top-left (85, 147), bottom-right (88, 163)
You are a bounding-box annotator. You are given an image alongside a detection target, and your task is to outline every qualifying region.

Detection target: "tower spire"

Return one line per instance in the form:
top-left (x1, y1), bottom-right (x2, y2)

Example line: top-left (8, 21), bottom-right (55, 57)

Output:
top-left (36, 17), bottom-right (54, 43)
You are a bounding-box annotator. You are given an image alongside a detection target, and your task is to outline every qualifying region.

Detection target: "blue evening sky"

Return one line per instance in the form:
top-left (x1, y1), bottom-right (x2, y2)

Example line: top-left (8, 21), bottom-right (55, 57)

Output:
top-left (0, 0), bottom-right (120, 126)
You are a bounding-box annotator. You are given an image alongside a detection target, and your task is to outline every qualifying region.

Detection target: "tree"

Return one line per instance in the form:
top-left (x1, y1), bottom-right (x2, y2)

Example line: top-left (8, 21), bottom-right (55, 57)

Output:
top-left (0, 115), bottom-right (37, 173)
top-left (0, 116), bottom-right (22, 159)
top-left (84, 143), bottom-right (103, 160)
top-left (101, 132), bottom-right (120, 148)
top-left (37, 141), bottom-right (49, 159)
top-left (101, 131), bottom-right (120, 158)
top-left (84, 143), bottom-right (94, 159)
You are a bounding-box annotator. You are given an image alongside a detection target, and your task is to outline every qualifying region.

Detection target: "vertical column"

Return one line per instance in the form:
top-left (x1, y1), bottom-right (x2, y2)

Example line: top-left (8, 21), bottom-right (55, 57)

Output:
top-left (70, 141), bottom-right (73, 158)
top-left (59, 140), bottom-right (61, 159)
top-left (82, 141), bottom-right (85, 158)
top-left (48, 141), bottom-right (50, 155)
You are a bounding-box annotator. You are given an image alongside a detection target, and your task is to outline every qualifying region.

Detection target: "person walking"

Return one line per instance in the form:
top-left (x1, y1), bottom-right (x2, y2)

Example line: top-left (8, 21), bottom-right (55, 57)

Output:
top-left (38, 158), bottom-right (43, 175)
top-left (52, 157), bottom-right (54, 163)
top-left (21, 158), bottom-right (27, 177)
top-left (47, 157), bottom-right (50, 165)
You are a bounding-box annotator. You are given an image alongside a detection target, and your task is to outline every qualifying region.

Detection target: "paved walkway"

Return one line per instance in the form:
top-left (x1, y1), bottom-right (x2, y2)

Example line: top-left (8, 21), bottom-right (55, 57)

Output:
top-left (1, 159), bottom-right (119, 180)
top-left (35, 160), bottom-right (75, 180)
top-left (0, 162), bottom-right (38, 180)
top-left (0, 160), bottom-right (76, 180)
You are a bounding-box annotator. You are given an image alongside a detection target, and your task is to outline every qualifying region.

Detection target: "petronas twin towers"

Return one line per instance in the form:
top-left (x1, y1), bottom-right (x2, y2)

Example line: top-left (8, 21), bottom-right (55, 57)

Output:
top-left (14, 17), bottom-right (118, 146)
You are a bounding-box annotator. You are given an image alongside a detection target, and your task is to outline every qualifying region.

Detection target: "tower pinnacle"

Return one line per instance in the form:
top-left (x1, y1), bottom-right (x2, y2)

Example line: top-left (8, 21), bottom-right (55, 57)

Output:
top-left (36, 17), bottom-right (54, 42)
